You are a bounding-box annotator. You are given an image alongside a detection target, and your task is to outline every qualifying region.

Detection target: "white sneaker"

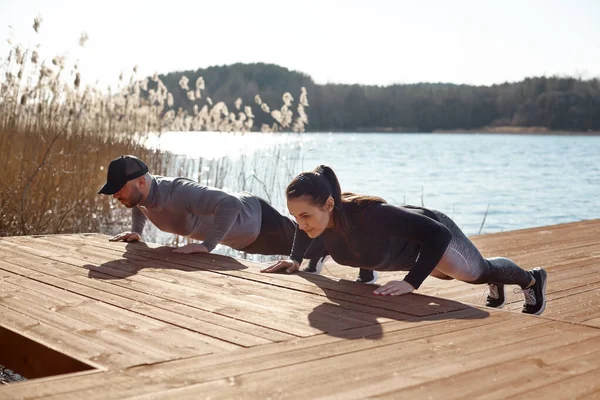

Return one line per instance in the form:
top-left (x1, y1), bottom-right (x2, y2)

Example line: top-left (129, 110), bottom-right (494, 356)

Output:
top-left (356, 270), bottom-right (378, 284)
top-left (303, 255), bottom-right (328, 274)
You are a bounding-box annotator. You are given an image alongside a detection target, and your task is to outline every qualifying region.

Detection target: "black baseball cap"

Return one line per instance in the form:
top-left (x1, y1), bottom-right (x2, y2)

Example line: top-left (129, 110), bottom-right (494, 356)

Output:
top-left (98, 155), bottom-right (149, 195)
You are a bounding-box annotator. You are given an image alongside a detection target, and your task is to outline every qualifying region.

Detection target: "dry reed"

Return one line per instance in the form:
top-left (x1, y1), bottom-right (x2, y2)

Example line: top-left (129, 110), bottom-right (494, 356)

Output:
top-left (0, 17), bottom-right (308, 237)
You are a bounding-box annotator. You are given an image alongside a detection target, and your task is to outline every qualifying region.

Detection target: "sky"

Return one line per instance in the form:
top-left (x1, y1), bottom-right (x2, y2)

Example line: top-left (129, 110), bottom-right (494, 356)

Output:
top-left (1, 0), bottom-right (599, 88)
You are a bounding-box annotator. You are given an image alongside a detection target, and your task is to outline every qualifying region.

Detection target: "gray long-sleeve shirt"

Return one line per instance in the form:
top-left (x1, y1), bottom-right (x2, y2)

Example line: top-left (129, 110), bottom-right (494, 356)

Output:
top-left (131, 175), bottom-right (262, 251)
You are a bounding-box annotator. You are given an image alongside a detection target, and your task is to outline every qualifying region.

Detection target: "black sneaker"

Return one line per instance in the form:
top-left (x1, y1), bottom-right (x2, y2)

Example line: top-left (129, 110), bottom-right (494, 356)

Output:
top-left (356, 269), bottom-right (378, 284)
top-left (486, 283), bottom-right (506, 308)
top-left (303, 255), bottom-right (327, 274)
top-left (521, 268), bottom-right (548, 315)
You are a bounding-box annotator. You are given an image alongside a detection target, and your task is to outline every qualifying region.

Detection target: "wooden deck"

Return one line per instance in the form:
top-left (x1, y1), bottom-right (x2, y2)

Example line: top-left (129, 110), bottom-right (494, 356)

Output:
top-left (1, 219), bottom-right (599, 399)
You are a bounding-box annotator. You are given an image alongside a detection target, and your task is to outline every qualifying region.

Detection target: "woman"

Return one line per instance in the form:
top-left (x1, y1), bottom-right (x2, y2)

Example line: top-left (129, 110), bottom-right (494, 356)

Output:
top-left (261, 165), bottom-right (547, 315)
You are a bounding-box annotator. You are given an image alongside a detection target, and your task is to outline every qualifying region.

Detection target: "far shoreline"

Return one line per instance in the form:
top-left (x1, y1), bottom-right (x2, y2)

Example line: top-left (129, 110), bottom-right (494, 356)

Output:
top-left (432, 126), bottom-right (600, 136)
top-left (303, 126), bottom-right (600, 135)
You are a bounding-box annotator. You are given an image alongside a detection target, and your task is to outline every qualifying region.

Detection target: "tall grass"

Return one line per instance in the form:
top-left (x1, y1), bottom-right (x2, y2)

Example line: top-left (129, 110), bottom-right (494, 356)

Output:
top-left (0, 18), bottom-right (308, 238)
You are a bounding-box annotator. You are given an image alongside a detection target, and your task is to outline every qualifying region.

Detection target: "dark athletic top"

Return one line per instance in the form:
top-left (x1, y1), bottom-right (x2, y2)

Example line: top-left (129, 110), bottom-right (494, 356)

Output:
top-left (290, 202), bottom-right (452, 289)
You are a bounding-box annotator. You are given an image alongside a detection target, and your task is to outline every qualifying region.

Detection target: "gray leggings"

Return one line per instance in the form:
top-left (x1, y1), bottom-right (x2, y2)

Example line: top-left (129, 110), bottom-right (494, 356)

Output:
top-left (429, 211), bottom-right (532, 289)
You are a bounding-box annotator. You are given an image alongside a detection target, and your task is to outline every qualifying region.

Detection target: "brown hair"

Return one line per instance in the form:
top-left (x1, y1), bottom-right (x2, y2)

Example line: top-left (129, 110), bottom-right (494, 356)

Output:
top-left (286, 165), bottom-right (386, 231)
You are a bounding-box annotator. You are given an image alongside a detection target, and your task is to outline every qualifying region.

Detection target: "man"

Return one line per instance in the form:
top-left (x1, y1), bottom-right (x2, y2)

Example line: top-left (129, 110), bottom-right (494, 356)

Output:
top-left (97, 155), bottom-right (330, 267)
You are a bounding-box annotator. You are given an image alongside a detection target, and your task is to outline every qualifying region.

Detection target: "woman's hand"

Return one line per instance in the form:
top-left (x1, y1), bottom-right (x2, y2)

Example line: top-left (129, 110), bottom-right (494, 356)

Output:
top-left (373, 280), bottom-right (414, 296)
top-left (261, 259), bottom-right (300, 274)
top-left (172, 243), bottom-right (209, 254)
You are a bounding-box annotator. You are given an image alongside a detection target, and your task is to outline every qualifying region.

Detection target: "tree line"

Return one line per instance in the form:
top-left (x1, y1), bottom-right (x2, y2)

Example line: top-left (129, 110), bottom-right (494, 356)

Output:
top-left (158, 63), bottom-right (600, 132)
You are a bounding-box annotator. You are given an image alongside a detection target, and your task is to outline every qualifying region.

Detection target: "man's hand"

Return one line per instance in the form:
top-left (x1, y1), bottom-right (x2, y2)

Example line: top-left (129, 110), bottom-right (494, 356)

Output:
top-left (373, 280), bottom-right (415, 296)
top-left (172, 243), bottom-right (210, 254)
top-left (261, 259), bottom-right (300, 274)
top-left (109, 232), bottom-right (141, 242)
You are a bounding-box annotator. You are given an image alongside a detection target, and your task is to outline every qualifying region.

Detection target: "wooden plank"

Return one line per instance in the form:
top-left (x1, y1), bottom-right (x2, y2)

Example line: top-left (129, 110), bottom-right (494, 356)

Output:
top-left (373, 335), bottom-right (600, 399)
top-left (0, 274), bottom-right (236, 355)
top-left (0, 244), bottom-right (341, 337)
top-left (0, 371), bottom-right (141, 400)
top-left (0, 307), bottom-right (495, 399)
top-left (124, 308), bottom-right (507, 379)
top-left (82, 320), bottom-right (596, 400)
top-left (0, 257), bottom-right (286, 345)
top-left (0, 238), bottom-right (457, 334)
top-left (2, 240), bottom-right (409, 344)
top-left (540, 288), bottom-right (600, 324)
top-left (470, 219), bottom-right (600, 249)
top-left (0, 370), bottom-right (105, 400)
top-left (0, 253), bottom-right (293, 344)
top-left (0, 285), bottom-right (186, 366)
top-left (70, 252), bottom-right (397, 327)
top-left (37, 235), bottom-right (470, 317)
top-left (1, 219), bottom-right (599, 399)
top-left (64, 233), bottom-right (600, 323)
top-left (30, 234), bottom-right (467, 313)
top-left (25, 312), bottom-right (540, 395)
top-left (4, 306), bottom-right (592, 399)
top-left (582, 317), bottom-right (600, 328)
top-left (506, 368), bottom-right (600, 399)
top-left (225, 323), bottom-right (598, 400)
top-left (1, 271), bottom-right (235, 366)
top-left (229, 322), bottom-right (580, 400)
top-left (482, 344), bottom-right (600, 399)
top-left (2, 265), bottom-right (268, 347)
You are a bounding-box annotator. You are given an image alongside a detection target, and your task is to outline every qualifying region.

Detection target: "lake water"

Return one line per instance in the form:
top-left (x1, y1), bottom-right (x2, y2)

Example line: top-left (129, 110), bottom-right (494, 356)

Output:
top-left (145, 131), bottom-right (600, 238)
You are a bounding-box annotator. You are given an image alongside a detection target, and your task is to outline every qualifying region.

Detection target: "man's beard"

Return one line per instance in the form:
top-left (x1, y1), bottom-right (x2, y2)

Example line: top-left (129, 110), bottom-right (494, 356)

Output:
top-left (124, 190), bottom-right (143, 208)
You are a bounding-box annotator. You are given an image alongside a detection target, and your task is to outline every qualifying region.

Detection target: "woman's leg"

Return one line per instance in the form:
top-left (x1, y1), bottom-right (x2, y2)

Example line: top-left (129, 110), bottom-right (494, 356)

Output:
top-left (430, 210), bottom-right (547, 315)
top-left (430, 210), bottom-right (531, 286)
top-left (430, 269), bottom-right (454, 280)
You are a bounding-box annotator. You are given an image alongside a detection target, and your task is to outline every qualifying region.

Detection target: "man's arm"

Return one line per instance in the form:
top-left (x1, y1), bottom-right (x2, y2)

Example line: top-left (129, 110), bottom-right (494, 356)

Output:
top-left (108, 207), bottom-right (146, 242)
top-left (132, 207), bottom-right (147, 236)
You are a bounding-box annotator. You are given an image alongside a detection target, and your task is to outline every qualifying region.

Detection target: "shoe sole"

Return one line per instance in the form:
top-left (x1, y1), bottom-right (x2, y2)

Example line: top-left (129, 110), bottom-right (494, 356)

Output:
top-left (532, 268), bottom-right (547, 316)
